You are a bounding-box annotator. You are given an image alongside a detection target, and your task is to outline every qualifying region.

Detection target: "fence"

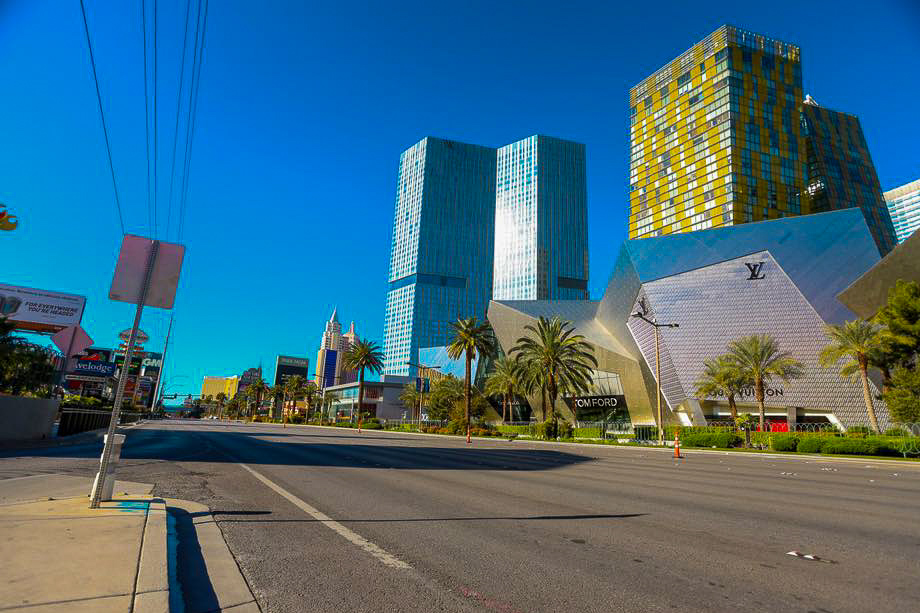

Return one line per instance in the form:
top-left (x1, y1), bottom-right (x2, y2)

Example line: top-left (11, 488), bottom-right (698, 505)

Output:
top-left (57, 409), bottom-right (145, 438)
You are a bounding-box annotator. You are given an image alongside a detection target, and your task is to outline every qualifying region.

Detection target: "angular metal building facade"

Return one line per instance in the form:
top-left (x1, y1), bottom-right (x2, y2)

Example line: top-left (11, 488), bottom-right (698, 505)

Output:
top-left (489, 209), bottom-right (892, 429)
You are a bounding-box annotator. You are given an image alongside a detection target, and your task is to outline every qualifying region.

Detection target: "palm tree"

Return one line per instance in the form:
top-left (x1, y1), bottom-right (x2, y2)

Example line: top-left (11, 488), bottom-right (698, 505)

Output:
top-left (215, 392), bottom-right (227, 420)
top-left (303, 382), bottom-right (318, 421)
top-left (694, 355), bottom-right (751, 420)
top-left (343, 338), bottom-right (384, 432)
top-left (485, 356), bottom-right (525, 423)
top-left (400, 384), bottom-right (422, 419)
top-left (819, 320), bottom-right (883, 433)
top-left (203, 394), bottom-right (214, 417)
top-left (447, 317), bottom-right (496, 443)
top-left (727, 335), bottom-right (804, 432)
top-left (245, 377), bottom-right (268, 421)
top-left (284, 375), bottom-right (307, 422)
top-left (511, 316), bottom-right (597, 426)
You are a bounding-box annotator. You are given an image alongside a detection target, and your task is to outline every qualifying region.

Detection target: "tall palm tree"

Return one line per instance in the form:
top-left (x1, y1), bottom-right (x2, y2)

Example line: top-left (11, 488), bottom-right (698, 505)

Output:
top-left (343, 338), bottom-right (384, 432)
top-left (485, 356), bottom-right (524, 423)
top-left (215, 392), bottom-right (227, 420)
top-left (819, 319), bottom-right (883, 433)
top-left (400, 384), bottom-right (422, 419)
top-left (245, 377), bottom-right (268, 421)
top-left (727, 335), bottom-right (804, 432)
top-left (694, 355), bottom-right (751, 420)
top-left (302, 382), bottom-right (318, 421)
top-left (268, 384), bottom-right (286, 423)
top-left (283, 375), bottom-right (307, 422)
top-left (447, 317), bottom-right (496, 443)
top-left (511, 316), bottom-right (597, 426)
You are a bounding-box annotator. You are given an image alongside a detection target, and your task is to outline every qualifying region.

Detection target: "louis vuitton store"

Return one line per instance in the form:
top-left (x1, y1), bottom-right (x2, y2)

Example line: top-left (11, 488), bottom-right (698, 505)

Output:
top-left (487, 209), bottom-right (894, 430)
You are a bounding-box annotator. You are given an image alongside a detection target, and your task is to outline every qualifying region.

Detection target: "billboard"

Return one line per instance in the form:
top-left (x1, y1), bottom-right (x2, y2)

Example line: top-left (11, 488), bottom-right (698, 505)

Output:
top-left (274, 355), bottom-right (309, 386)
top-left (0, 283), bottom-right (86, 333)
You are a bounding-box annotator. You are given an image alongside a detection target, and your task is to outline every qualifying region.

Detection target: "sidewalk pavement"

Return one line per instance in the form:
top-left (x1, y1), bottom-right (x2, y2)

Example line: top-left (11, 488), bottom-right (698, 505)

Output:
top-left (0, 474), bottom-right (168, 613)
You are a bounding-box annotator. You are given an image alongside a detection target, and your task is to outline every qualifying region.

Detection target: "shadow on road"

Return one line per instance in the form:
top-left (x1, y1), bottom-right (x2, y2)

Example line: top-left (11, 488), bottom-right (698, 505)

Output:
top-left (1, 427), bottom-right (595, 471)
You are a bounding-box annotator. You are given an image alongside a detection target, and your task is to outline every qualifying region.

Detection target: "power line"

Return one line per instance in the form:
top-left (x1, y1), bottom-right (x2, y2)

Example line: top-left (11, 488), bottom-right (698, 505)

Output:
top-left (153, 0), bottom-right (159, 237)
top-left (142, 0), bottom-right (152, 235)
top-left (165, 0), bottom-right (193, 241)
top-left (79, 0), bottom-right (126, 236)
top-left (178, 0), bottom-right (208, 242)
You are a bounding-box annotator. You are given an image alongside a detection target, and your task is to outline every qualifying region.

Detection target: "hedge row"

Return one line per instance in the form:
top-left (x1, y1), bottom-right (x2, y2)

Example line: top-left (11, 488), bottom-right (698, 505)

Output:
top-left (771, 434), bottom-right (905, 456)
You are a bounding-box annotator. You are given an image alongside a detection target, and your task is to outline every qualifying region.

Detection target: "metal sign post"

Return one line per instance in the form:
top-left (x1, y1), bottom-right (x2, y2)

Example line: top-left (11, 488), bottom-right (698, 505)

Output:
top-left (89, 241), bottom-right (159, 508)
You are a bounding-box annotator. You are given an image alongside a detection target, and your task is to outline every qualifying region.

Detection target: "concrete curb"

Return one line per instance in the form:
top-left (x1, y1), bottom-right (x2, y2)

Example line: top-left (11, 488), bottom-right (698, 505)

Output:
top-left (134, 498), bottom-right (170, 613)
top-left (165, 498), bottom-right (260, 613)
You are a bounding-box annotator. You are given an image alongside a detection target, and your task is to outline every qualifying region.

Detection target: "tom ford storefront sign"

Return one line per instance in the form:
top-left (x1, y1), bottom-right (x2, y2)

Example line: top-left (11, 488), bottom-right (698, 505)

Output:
top-left (563, 395), bottom-right (629, 420)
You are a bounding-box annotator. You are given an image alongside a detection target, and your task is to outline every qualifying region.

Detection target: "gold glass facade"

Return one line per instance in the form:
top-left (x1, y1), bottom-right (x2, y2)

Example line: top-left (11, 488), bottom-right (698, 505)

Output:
top-left (629, 26), bottom-right (806, 239)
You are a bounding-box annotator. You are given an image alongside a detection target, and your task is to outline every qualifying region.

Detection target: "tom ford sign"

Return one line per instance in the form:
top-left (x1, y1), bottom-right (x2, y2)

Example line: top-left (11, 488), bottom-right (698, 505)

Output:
top-left (566, 395), bottom-right (627, 409)
top-left (563, 394), bottom-right (630, 421)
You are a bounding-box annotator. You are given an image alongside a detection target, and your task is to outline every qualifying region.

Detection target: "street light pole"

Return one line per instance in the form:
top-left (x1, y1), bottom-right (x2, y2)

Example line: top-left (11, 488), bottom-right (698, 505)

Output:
top-left (631, 308), bottom-right (679, 445)
top-left (406, 362), bottom-right (441, 430)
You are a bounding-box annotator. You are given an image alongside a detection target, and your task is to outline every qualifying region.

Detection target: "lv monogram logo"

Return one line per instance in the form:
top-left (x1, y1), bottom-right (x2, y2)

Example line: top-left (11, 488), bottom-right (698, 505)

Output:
top-left (745, 262), bottom-right (766, 280)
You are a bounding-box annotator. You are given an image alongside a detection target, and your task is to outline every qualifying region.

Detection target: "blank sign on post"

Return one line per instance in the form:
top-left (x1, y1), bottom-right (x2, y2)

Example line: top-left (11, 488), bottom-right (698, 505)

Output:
top-left (109, 235), bottom-right (185, 308)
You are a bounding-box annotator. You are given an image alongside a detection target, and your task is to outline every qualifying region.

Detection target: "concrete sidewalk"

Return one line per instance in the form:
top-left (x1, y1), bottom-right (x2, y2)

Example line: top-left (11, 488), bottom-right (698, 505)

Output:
top-left (0, 474), bottom-right (168, 613)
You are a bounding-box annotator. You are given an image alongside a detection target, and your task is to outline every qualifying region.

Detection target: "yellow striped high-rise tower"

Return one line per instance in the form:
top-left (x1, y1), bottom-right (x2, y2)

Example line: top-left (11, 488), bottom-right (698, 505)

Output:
top-left (628, 26), bottom-right (806, 239)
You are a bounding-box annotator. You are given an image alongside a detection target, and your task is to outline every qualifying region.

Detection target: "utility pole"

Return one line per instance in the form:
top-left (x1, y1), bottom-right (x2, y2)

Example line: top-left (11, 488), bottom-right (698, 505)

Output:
top-left (151, 313), bottom-right (174, 412)
top-left (631, 304), bottom-right (679, 445)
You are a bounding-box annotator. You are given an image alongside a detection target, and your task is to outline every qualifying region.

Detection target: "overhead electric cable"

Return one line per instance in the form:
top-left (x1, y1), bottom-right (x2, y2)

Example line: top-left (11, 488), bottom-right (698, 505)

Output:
top-left (177, 0), bottom-right (209, 242)
top-left (79, 0), bottom-right (126, 236)
top-left (165, 0), bottom-right (193, 241)
top-left (142, 0), bottom-right (153, 235)
top-left (175, 0), bottom-right (203, 242)
top-left (153, 0), bottom-right (159, 236)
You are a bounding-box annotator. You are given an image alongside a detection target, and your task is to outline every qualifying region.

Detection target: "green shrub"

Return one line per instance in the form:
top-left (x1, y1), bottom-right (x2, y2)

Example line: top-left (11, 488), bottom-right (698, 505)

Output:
top-left (796, 436), bottom-right (829, 453)
top-left (556, 421), bottom-right (573, 440)
top-left (573, 427), bottom-right (603, 438)
top-left (820, 437), bottom-right (899, 457)
top-left (884, 427), bottom-right (910, 437)
top-left (287, 415), bottom-right (304, 424)
top-left (680, 432), bottom-right (741, 448)
top-left (770, 433), bottom-right (798, 452)
top-left (846, 425), bottom-right (871, 438)
top-left (361, 420), bottom-right (382, 430)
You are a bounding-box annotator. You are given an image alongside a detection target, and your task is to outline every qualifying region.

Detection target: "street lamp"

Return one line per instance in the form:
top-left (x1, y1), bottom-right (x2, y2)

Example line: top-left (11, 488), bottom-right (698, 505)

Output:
top-left (405, 362), bottom-right (441, 425)
top-left (631, 305), bottom-right (679, 445)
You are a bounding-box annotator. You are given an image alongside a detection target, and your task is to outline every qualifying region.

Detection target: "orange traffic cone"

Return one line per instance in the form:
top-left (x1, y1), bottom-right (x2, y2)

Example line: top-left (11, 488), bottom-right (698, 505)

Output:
top-left (674, 432), bottom-right (683, 459)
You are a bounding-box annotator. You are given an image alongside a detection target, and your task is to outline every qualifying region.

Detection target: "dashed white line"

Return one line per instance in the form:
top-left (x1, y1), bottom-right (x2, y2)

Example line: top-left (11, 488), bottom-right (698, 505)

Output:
top-left (238, 464), bottom-right (411, 570)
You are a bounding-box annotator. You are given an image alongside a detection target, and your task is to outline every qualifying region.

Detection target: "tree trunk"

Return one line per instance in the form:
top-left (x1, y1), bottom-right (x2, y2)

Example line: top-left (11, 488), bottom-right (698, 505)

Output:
top-left (860, 360), bottom-right (880, 433)
top-left (728, 393), bottom-right (737, 420)
top-left (357, 368), bottom-right (365, 432)
top-left (756, 378), bottom-right (765, 432)
top-left (540, 385), bottom-right (547, 422)
top-left (465, 352), bottom-right (472, 444)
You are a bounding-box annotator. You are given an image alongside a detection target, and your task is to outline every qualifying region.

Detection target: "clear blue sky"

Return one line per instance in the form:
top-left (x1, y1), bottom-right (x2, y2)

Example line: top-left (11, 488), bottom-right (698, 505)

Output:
top-left (2, 0), bottom-right (918, 395)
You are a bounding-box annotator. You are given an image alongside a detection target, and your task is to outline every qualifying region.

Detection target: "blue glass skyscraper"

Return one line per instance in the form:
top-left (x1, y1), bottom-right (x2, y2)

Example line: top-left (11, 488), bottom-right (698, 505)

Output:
top-left (382, 137), bottom-right (497, 376)
top-left (493, 135), bottom-right (589, 300)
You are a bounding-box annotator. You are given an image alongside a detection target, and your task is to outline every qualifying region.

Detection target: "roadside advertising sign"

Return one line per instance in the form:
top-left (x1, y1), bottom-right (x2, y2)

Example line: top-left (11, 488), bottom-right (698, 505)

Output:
top-left (0, 283), bottom-right (86, 333)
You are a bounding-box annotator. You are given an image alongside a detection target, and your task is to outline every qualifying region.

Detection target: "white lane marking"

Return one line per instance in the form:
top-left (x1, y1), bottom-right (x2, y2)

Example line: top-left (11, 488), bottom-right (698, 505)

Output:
top-left (238, 464), bottom-right (411, 570)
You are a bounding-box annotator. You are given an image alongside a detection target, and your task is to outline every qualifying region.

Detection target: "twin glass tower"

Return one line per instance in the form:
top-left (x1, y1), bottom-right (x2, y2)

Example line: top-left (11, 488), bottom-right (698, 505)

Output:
top-left (383, 135), bottom-right (588, 377)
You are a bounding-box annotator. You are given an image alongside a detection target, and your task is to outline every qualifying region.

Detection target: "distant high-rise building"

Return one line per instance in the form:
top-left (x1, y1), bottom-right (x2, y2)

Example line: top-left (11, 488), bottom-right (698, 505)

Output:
top-left (315, 307), bottom-right (357, 389)
top-left (628, 26), bottom-right (805, 239)
top-left (801, 98), bottom-right (897, 255)
top-left (884, 178), bottom-right (920, 244)
top-left (493, 135), bottom-right (589, 300)
top-left (383, 137), bottom-right (497, 377)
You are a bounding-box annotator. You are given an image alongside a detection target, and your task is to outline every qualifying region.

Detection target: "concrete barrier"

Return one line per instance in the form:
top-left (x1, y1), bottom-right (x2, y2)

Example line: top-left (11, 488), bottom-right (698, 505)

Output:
top-left (0, 396), bottom-right (59, 441)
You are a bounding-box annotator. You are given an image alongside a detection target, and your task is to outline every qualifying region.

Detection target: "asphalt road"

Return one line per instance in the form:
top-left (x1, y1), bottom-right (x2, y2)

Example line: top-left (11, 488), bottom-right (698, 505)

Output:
top-left (2, 421), bottom-right (919, 613)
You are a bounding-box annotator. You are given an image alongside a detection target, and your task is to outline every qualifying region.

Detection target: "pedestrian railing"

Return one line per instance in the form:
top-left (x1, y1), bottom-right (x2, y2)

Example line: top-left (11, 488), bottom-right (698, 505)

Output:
top-left (57, 408), bottom-right (145, 437)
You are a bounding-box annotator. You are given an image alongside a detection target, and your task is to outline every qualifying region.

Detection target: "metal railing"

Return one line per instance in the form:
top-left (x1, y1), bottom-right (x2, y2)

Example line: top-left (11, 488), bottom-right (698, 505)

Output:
top-left (57, 408), bottom-right (145, 438)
